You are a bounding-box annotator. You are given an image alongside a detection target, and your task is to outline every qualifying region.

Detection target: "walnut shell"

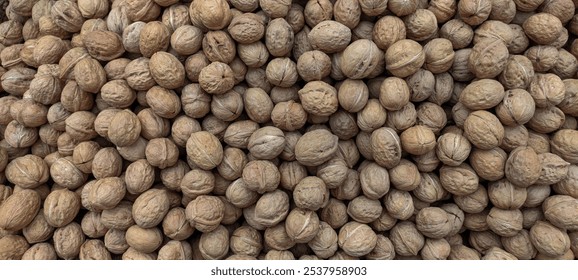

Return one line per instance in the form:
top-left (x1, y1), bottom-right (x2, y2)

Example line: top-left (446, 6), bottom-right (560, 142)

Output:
top-left (505, 146), bottom-right (542, 187)
top-left (0, 189), bottom-right (41, 231)
top-left (385, 39), bottom-right (425, 78)
top-left (82, 31), bottom-right (125, 61)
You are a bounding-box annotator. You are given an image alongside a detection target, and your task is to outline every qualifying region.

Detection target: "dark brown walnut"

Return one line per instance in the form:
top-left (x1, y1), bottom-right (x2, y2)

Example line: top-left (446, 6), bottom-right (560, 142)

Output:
top-left (82, 31), bottom-right (125, 61)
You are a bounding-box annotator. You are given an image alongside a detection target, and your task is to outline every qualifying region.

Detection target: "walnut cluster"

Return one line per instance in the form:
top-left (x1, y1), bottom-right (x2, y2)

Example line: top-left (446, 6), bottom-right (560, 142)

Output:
top-left (0, 0), bottom-right (577, 261)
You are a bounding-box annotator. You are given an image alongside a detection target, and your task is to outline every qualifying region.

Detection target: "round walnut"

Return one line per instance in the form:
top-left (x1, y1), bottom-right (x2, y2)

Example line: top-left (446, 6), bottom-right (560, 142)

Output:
top-left (43, 189), bottom-right (80, 228)
top-left (308, 20), bottom-right (351, 54)
top-left (423, 38), bottom-right (455, 74)
top-left (253, 190), bottom-right (290, 228)
top-left (457, 0), bottom-right (492, 26)
top-left (390, 221), bottom-right (425, 256)
top-left (464, 110), bottom-right (505, 150)
top-left (505, 146), bottom-right (542, 187)
top-left (523, 13), bottom-right (564, 45)
top-left (499, 55), bottom-right (534, 90)
top-left (372, 16), bottom-right (406, 50)
top-left (468, 39), bottom-right (509, 79)
top-left (295, 129), bottom-right (338, 166)
top-left (107, 110), bottom-right (141, 147)
top-left (385, 39), bottom-right (425, 78)
top-left (340, 39), bottom-right (381, 80)
top-left (285, 208), bottom-right (320, 243)
top-left (400, 125), bottom-right (436, 156)
top-left (487, 207), bottom-right (523, 237)
top-left (543, 195), bottom-right (578, 231)
top-left (338, 221), bottom-right (377, 257)
top-left (530, 221), bottom-right (571, 258)
top-left (459, 79), bottom-right (505, 110)
top-left (186, 131), bottom-right (224, 170)
top-left (185, 195), bottom-right (225, 233)
top-left (242, 160), bottom-right (280, 194)
top-left (0, 189), bottom-right (41, 231)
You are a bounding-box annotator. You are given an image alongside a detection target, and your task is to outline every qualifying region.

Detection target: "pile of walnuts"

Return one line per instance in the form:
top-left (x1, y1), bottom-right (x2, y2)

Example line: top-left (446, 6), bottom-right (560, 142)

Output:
top-left (0, 0), bottom-right (578, 260)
